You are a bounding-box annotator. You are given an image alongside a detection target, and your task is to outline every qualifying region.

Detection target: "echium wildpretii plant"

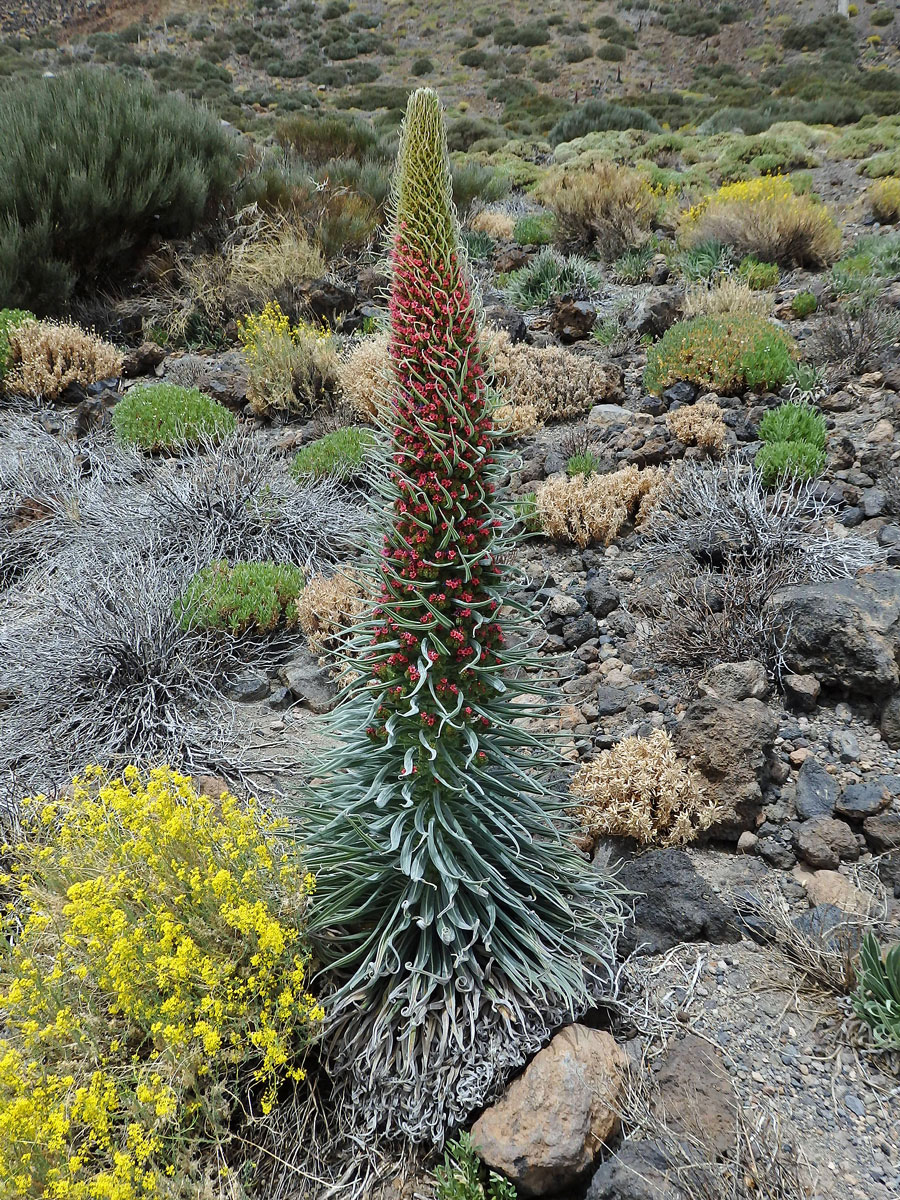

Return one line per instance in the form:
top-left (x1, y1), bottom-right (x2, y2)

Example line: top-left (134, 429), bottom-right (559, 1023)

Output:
top-left (300, 89), bottom-right (625, 1154)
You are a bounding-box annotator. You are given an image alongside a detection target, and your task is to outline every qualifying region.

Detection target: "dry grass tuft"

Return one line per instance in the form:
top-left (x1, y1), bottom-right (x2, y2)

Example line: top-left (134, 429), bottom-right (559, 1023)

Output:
top-left (470, 209), bottom-right (515, 240)
top-left (493, 400), bottom-right (543, 437)
top-left (295, 570), bottom-right (368, 654)
top-left (683, 276), bottom-right (771, 320)
top-left (535, 161), bottom-right (658, 260)
top-left (572, 728), bottom-right (720, 847)
top-left (338, 331), bottom-right (392, 421)
top-left (487, 329), bottom-right (620, 423)
top-left (666, 400), bottom-right (727, 450)
top-left (7, 321), bottom-right (122, 400)
top-left (537, 464), bottom-right (666, 547)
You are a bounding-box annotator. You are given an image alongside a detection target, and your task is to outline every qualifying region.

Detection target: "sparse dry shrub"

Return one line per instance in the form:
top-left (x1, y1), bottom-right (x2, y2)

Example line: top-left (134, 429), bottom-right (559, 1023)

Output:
top-left (535, 161), bottom-right (659, 259)
top-left (470, 209), bottom-right (515, 239)
top-left (295, 570), bottom-right (368, 653)
top-left (227, 220), bottom-right (325, 299)
top-left (683, 276), bottom-right (771, 320)
top-left (486, 329), bottom-right (620, 423)
top-left (666, 400), bottom-right (727, 450)
top-left (537, 464), bottom-right (666, 546)
top-left (572, 728), bottom-right (720, 847)
top-left (868, 176), bottom-right (900, 224)
top-left (679, 177), bottom-right (841, 268)
top-left (337, 331), bottom-right (392, 420)
top-left (7, 320), bottom-right (122, 400)
top-left (493, 400), bottom-right (543, 437)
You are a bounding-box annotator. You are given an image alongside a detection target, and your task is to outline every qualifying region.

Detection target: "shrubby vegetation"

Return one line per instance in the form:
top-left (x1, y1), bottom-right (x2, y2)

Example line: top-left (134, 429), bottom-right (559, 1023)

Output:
top-left (0, 70), bottom-right (239, 310)
top-left (645, 315), bottom-right (796, 395)
top-left (0, 766), bottom-right (321, 1198)
top-left (290, 427), bottom-right (376, 481)
top-left (4, 320), bottom-right (122, 400)
top-left (756, 401), bottom-right (827, 486)
top-left (176, 560), bottom-right (305, 635)
top-left (238, 302), bottom-right (340, 418)
top-left (502, 247), bottom-right (602, 307)
top-left (112, 384), bottom-right (236, 452)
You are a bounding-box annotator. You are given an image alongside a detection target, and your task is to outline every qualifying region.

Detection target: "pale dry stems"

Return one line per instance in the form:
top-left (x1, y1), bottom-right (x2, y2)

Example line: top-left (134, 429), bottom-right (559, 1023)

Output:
top-left (337, 331), bottom-right (392, 420)
top-left (572, 728), bottom-right (721, 848)
top-left (487, 329), bottom-right (620, 423)
top-left (295, 571), bottom-right (368, 654)
top-left (469, 209), bottom-right (516, 240)
top-left (493, 400), bottom-right (543, 437)
top-left (537, 464), bottom-right (666, 547)
top-left (7, 321), bottom-right (122, 400)
top-left (666, 400), bottom-right (727, 450)
top-left (683, 277), bottom-right (771, 320)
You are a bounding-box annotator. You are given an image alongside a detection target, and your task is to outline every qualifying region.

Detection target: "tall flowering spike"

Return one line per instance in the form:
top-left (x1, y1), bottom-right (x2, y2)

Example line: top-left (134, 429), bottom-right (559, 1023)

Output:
top-left (298, 89), bottom-right (624, 1166)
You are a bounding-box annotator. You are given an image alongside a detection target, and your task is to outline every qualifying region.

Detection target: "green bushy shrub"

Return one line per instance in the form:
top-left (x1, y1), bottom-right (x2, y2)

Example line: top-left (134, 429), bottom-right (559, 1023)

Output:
top-left (612, 244), bottom-right (656, 283)
top-left (112, 383), bottom-right (236, 451)
top-left (755, 439), bottom-right (826, 485)
top-left (738, 256), bottom-right (780, 289)
top-left (434, 1134), bottom-right (517, 1200)
top-left (290, 426), bottom-right (375, 481)
top-left (276, 110), bottom-right (385, 165)
top-left (503, 247), bottom-right (603, 308)
top-left (451, 160), bottom-right (509, 213)
top-left (758, 401), bottom-right (826, 449)
top-left (177, 559), bottom-right (305, 635)
top-left (549, 100), bottom-right (660, 145)
top-left (0, 308), bottom-right (34, 378)
top-left (853, 933), bottom-right (900, 1050)
top-left (644, 314), bottom-right (796, 395)
top-left (0, 70), bottom-right (239, 311)
top-left (674, 240), bottom-right (733, 281)
top-left (567, 451), bottom-right (603, 477)
top-left (791, 291), bottom-right (818, 318)
top-left (513, 213), bottom-right (555, 245)
top-left (412, 56), bottom-right (434, 76)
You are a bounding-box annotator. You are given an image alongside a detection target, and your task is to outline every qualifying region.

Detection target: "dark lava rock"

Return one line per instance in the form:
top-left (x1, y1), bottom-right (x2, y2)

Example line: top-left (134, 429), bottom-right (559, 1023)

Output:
top-left (279, 650), bottom-right (337, 714)
top-left (794, 817), bottom-right (860, 869)
top-left (549, 296), bottom-right (597, 343)
top-left (783, 673), bottom-right (821, 711)
top-left (624, 286), bottom-right (683, 339)
top-left (562, 613), bottom-right (599, 647)
top-left (595, 685), bottom-right (629, 716)
top-left (485, 305), bottom-right (529, 343)
top-left (662, 381), bottom-right (697, 407)
top-left (120, 341), bottom-right (166, 378)
top-left (795, 756), bottom-right (839, 820)
top-left (587, 1141), bottom-right (684, 1200)
top-left (794, 903), bottom-right (864, 955)
top-left (881, 692), bottom-right (900, 748)
top-left (863, 810), bottom-right (900, 852)
top-left (615, 849), bottom-right (740, 957)
top-left (836, 780), bottom-right (890, 819)
top-left (584, 575), bottom-right (621, 618)
top-left (224, 669), bottom-right (270, 703)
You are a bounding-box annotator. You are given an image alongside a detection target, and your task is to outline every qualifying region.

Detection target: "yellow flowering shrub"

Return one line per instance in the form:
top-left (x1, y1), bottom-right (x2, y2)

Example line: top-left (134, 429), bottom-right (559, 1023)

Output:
top-left (237, 300), bottom-right (339, 417)
top-left (0, 765), bottom-right (321, 1200)
top-left (869, 176), bottom-right (900, 224)
top-left (679, 176), bottom-right (841, 268)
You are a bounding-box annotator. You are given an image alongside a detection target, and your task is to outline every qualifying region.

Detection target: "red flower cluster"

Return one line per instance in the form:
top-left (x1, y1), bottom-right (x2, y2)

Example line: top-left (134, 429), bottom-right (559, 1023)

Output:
top-left (365, 232), bottom-right (505, 747)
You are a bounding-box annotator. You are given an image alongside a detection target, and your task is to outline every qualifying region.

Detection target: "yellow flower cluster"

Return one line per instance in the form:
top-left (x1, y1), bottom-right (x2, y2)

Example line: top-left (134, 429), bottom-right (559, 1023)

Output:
top-left (681, 174), bottom-right (795, 231)
top-left (236, 300), bottom-right (330, 364)
top-left (0, 765), bottom-right (321, 1200)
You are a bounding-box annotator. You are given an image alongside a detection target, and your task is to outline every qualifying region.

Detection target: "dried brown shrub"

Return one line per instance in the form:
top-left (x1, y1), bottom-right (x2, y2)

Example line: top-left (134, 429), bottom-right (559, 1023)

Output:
top-left (535, 161), bottom-right (658, 259)
top-left (337, 331), bottom-right (392, 421)
top-left (571, 728), bottom-right (720, 847)
top-left (493, 401), bottom-right (543, 437)
top-left (295, 570), bottom-right (367, 653)
top-left (7, 321), bottom-right (123, 400)
top-left (487, 329), bottom-right (620, 423)
top-left (470, 209), bottom-right (515, 240)
top-left (683, 277), bottom-right (771, 320)
top-left (666, 400), bottom-right (727, 450)
top-left (537, 464), bottom-right (666, 547)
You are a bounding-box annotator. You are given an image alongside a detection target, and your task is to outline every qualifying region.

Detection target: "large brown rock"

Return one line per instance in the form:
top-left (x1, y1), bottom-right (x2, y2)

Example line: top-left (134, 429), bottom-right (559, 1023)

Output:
top-left (653, 1034), bottom-right (737, 1158)
top-left (471, 1025), bottom-right (626, 1197)
top-left (671, 697), bottom-right (777, 839)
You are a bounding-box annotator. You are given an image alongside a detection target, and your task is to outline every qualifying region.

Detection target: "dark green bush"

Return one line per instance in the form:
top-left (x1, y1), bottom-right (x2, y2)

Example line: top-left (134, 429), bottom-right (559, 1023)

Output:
top-left (446, 115), bottom-right (502, 151)
top-left (871, 8), bottom-right (895, 26)
top-left (459, 48), bottom-right (489, 67)
top-left (596, 43), bottom-right (627, 62)
top-left (451, 161), bottom-right (509, 214)
top-left (290, 426), bottom-right (375, 481)
top-left (781, 16), bottom-right (855, 52)
top-left (412, 56), bottom-right (434, 76)
top-left (111, 384), bottom-right (236, 452)
top-left (0, 70), bottom-right (239, 312)
top-left (549, 100), bottom-right (661, 145)
top-left (176, 560), bottom-right (304, 636)
top-left (513, 214), bottom-right (555, 246)
top-left (276, 111), bottom-right (385, 165)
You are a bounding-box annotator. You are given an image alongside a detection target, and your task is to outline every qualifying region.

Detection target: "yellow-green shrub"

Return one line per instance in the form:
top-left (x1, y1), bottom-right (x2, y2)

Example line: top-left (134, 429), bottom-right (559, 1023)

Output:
top-left (535, 161), bottom-right (661, 259)
top-left (0, 765), bottom-right (321, 1200)
top-left (869, 176), bottom-right (900, 224)
top-left (644, 314), bottom-right (797, 395)
top-left (238, 301), bottom-right (339, 417)
top-left (679, 176), bottom-right (841, 268)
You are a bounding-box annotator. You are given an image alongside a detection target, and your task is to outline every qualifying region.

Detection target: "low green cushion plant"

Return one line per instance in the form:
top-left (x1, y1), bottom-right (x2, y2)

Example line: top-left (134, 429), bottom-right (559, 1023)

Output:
top-left (503, 247), bottom-right (603, 308)
top-left (738, 256), bottom-right (780, 290)
top-left (567, 451), bottom-right (603, 477)
top-left (852, 932), bottom-right (900, 1050)
top-left (513, 213), bottom-right (555, 246)
top-left (112, 383), bottom-right (236, 451)
top-left (759, 401), bottom-right (826, 449)
top-left (791, 290), bottom-right (817, 318)
top-left (644, 314), bottom-right (796, 395)
top-left (0, 307), bottom-right (34, 377)
top-left (289, 426), bottom-right (376, 481)
top-left (755, 438), bottom-right (826, 486)
top-left (176, 559), bottom-right (305, 635)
